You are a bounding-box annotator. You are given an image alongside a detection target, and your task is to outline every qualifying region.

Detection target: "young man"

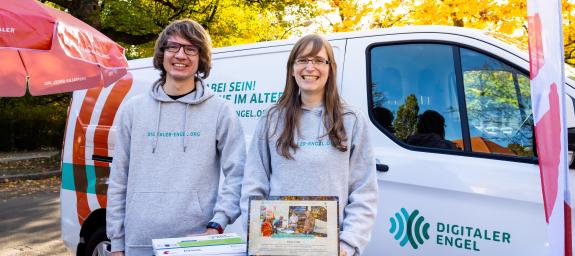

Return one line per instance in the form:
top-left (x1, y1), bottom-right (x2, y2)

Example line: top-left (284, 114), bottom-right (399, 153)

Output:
top-left (106, 19), bottom-right (246, 256)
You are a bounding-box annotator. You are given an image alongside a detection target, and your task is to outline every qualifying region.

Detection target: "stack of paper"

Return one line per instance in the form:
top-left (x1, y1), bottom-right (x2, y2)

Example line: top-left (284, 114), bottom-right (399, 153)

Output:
top-left (152, 233), bottom-right (246, 255)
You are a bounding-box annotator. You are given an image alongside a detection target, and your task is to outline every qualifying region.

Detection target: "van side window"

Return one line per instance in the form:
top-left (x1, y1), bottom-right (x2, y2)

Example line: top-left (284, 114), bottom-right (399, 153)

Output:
top-left (370, 44), bottom-right (463, 151)
top-left (368, 43), bottom-right (535, 158)
top-left (461, 48), bottom-right (534, 157)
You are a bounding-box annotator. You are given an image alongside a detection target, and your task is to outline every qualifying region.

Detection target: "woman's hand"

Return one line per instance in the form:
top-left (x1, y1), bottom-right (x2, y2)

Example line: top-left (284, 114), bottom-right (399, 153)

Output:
top-left (339, 250), bottom-right (348, 256)
top-left (111, 252), bottom-right (124, 256)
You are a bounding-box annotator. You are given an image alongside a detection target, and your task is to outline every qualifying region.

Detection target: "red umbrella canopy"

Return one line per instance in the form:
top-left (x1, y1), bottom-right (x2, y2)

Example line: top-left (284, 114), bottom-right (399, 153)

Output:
top-left (0, 0), bottom-right (128, 96)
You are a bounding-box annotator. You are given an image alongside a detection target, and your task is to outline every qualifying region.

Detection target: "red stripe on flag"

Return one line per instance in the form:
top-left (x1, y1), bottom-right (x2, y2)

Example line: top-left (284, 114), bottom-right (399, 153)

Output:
top-left (565, 201), bottom-right (572, 256)
top-left (534, 83), bottom-right (561, 223)
top-left (528, 14), bottom-right (545, 80)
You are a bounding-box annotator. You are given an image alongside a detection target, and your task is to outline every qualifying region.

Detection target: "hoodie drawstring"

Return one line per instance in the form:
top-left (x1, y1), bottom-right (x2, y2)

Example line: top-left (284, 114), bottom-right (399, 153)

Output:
top-left (150, 79), bottom-right (212, 153)
top-left (183, 104), bottom-right (189, 152)
top-left (318, 108), bottom-right (325, 139)
top-left (153, 102), bottom-right (162, 153)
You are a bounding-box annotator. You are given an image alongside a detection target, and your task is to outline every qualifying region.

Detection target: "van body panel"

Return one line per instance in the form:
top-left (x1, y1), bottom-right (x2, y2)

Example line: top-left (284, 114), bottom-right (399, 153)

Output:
top-left (61, 26), bottom-right (574, 255)
top-left (342, 33), bottom-right (546, 255)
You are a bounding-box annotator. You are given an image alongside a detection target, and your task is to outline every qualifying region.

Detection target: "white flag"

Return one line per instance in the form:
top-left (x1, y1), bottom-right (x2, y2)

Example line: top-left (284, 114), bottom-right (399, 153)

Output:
top-left (527, 0), bottom-right (572, 255)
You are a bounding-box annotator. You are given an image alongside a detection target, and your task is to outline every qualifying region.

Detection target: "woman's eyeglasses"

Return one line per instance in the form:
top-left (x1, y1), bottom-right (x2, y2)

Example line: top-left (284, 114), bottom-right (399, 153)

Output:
top-left (294, 57), bottom-right (330, 66)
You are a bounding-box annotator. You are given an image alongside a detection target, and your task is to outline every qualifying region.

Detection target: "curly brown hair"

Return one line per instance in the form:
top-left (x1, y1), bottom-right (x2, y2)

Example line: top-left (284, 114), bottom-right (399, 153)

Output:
top-left (152, 19), bottom-right (212, 86)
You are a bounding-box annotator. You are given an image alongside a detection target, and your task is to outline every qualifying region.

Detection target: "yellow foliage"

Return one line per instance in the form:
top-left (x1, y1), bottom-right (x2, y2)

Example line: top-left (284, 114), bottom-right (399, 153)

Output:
top-left (320, 0), bottom-right (377, 32)
top-left (369, 0), bottom-right (574, 65)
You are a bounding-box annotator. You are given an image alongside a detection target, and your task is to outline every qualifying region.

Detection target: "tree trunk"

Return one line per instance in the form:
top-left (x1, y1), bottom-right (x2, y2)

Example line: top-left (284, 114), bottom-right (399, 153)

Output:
top-left (47, 0), bottom-right (101, 29)
top-left (451, 13), bottom-right (464, 27)
top-left (68, 0), bottom-right (101, 29)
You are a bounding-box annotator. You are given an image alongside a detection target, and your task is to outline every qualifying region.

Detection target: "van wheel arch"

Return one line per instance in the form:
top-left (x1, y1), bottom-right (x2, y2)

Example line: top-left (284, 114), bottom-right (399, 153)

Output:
top-left (76, 208), bottom-right (107, 256)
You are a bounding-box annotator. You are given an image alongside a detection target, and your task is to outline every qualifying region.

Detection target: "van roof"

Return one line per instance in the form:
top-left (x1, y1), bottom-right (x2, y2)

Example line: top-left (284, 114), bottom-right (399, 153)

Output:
top-left (128, 25), bottom-right (526, 70)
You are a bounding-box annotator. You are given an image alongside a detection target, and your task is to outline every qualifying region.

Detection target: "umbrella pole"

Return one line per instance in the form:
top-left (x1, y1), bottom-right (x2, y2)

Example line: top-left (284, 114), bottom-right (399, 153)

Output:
top-left (18, 51), bottom-right (31, 94)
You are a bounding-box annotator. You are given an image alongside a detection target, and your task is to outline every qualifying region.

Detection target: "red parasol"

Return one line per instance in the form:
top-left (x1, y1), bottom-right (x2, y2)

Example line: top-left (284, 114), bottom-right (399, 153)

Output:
top-left (0, 0), bottom-right (128, 96)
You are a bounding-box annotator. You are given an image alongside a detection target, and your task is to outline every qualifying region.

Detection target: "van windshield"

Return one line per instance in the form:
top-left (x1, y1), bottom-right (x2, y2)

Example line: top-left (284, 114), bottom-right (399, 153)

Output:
top-left (485, 31), bottom-right (575, 81)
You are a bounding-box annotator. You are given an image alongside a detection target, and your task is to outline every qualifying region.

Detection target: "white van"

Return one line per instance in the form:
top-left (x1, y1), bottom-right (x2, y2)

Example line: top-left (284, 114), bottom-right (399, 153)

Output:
top-left (61, 25), bottom-right (575, 255)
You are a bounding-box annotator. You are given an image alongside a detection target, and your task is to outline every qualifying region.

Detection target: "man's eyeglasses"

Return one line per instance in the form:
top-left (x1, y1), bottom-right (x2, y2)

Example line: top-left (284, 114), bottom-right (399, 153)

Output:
top-left (294, 57), bottom-right (330, 66)
top-left (164, 42), bottom-right (200, 56)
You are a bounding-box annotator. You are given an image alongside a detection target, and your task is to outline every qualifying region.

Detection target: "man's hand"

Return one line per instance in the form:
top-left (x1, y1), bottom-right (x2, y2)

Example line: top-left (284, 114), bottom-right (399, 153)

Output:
top-left (339, 250), bottom-right (348, 256)
top-left (111, 252), bottom-right (124, 256)
top-left (200, 228), bottom-right (220, 236)
top-left (187, 228), bottom-right (220, 237)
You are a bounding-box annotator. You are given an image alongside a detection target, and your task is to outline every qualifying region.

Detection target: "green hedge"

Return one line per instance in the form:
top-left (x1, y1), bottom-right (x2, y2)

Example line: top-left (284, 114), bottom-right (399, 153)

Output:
top-left (0, 118), bottom-right (66, 150)
top-left (0, 94), bottom-right (69, 151)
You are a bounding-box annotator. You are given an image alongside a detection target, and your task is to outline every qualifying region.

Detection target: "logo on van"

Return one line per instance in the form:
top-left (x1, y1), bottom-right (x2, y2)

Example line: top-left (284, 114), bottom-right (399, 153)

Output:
top-left (389, 208), bottom-right (430, 249)
top-left (389, 208), bottom-right (513, 252)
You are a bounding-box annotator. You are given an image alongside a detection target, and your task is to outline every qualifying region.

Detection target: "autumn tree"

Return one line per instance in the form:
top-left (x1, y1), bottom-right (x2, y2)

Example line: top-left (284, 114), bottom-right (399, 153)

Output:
top-left (44, 0), bottom-right (318, 59)
top-left (42, 0), bottom-right (102, 28)
top-left (371, 0), bottom-right (414, 28)
top-left (393, 94), bottom-right (419, 141)
top-left (317, 0), bottom-right (377, 32)
top-left (371, 0), bottom-right (575, 66)
top-left (564, 1), bottom-right (575, 66)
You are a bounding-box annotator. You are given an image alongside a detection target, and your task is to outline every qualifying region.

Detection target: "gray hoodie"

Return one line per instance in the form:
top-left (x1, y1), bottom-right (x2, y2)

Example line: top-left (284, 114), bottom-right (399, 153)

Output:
top-left (240, 104), bottom-right (378, 256)
top-left (106, 80), bottom-right (246, 255)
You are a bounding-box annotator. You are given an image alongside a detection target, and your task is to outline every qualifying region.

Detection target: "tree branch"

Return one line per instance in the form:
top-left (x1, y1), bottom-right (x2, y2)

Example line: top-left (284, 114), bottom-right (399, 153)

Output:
top-left (100, 28), bottom-right (159, 45)
top-left (205, 0), bottom-right (221, 27)
top-left (43, 0), bottom-right (71, 9)
top-left (154, 0), bottom-right (179, 10)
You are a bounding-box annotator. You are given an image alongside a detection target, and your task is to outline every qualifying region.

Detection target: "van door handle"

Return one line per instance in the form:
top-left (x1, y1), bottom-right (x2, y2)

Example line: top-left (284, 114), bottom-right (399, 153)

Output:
top-left (376, 164), bottom-right (389, 172)
top-left (93, 155), bottom-right (113, 163)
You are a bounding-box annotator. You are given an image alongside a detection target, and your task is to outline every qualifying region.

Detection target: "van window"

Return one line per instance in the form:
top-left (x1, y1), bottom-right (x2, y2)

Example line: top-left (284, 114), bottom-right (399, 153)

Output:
top-left (461, 48), bottom-right (534, 157)
top-left (370, 44), bottom-right (463, 151)
top-left (369, 43), bottom-right (534, 158)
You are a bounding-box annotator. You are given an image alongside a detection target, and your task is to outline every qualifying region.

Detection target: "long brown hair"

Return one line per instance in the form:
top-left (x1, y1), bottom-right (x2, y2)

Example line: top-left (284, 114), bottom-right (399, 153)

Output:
top-left (268, 34), bottom-right (347, 159)
top-left (152, 19), bottom-right (212, 86)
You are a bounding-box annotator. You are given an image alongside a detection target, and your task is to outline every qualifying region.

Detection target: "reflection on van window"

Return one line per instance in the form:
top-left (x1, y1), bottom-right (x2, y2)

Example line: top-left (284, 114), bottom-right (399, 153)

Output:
top-left (461, 48), bottom-right (534, 157)
top-left (407, 110), bottom-right (460, 150)
top-left (370, 44), bottom-right (462, 151)
top-left (369, 43), bottom-right (536, 159)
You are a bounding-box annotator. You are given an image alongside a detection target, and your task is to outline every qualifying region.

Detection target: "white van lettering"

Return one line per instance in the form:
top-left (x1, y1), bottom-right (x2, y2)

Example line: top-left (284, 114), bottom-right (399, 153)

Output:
top-left (236, 109), bottom-right (254, 117)
top-left (218, 94), bottom-right (232, 100)
top-left (235, 94), bottom-right (247, 104)
top-left (210, 82), bottom-right (227, 92)
top-left (502, 232), bottom-right (510, 243)
top-left (249, 92), bottom-right (282, 104)
top-left (229, 81), bottom-right (255, 92)
top-left (436, 222), bottom-right (511, 251)
top-left (236, 109), bottom-right (264, 118)
top-left (437, 235), bottom-right (480, 251)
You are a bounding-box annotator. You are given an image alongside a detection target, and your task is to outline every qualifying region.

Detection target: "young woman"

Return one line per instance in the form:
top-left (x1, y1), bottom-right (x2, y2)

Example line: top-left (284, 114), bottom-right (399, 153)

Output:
top-left (241, 34), bottom-right (378, 256)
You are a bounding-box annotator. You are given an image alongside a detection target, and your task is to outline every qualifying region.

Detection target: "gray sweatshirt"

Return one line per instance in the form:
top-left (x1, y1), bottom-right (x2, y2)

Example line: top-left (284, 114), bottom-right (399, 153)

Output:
top-left (240, 104), bottom-right (378, 256)
top-left (106, 80), bottom-right (246, 255)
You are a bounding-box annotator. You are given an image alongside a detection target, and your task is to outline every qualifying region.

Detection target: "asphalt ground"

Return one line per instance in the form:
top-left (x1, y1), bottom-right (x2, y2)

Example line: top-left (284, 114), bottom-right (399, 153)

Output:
top-left (0, 185), bottom-right (71, 256)
top-left (0, 151), bottom-right (71, 255)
